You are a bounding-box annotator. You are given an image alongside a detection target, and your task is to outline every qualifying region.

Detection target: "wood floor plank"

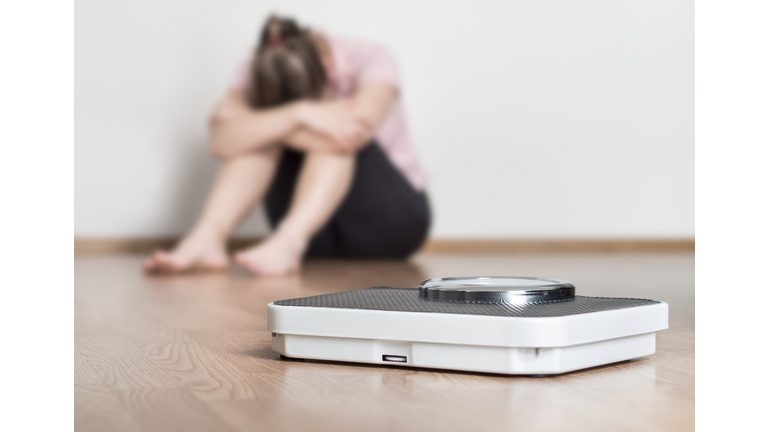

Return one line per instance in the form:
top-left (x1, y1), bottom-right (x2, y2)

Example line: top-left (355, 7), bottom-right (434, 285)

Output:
top-left (75, 253), bottom-right (694, 431)
top-left (75, 348), bottom-right (142, 432)
top-left (114, 388), bottom-right (237, 432)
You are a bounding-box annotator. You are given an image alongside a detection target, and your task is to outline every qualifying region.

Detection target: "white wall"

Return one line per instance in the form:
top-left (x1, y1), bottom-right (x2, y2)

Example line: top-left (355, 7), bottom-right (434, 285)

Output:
top-left (75, 0), bottom-right (693, 239)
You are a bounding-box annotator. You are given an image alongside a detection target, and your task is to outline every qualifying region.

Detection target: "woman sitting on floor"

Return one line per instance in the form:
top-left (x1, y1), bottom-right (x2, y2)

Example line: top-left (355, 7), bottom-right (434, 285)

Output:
top-left (144, 16), bottom-right (430, 277)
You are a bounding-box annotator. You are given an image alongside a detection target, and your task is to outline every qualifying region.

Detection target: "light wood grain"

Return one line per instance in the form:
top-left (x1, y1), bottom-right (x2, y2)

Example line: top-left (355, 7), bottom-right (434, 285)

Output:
top-left (420, 238), bottom-right (694, 253)
top-left (73, 238), bottom-right (264, 254)
top-left (74, 237), bottom-right (694, 254)
top-left (75, 252), bottom-right (694, 432)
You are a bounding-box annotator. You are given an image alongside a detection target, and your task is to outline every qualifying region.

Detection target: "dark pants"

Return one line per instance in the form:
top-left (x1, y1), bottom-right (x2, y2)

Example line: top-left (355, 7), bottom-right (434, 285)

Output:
top-left (264, 142), bottom-right (430, 258)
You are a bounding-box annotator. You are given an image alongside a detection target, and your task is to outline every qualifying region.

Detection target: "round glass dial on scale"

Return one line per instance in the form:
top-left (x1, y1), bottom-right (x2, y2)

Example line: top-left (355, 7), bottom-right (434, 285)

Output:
top-left (418, 276), bottom-right (576, 304)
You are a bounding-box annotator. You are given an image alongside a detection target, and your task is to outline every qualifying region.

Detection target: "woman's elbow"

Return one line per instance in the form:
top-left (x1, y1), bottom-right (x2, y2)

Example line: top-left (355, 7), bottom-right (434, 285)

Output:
top-left (209, 99), bottom-right (239, 125)
top-left (207, 118), bottom-right (243, 159)
top-left (208, 145), bottom-right (226, 160)
top-left (208, 134), bottom-right (233, 160)
top-left (350, 124), bottom-right (376, 152)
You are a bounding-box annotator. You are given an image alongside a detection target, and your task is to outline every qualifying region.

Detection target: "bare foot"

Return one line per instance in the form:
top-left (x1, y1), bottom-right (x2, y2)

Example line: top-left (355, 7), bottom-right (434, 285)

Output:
top-left (234, 231), bottom-right (307, 277)
top-left (143, 228), bottom-right (228, 274)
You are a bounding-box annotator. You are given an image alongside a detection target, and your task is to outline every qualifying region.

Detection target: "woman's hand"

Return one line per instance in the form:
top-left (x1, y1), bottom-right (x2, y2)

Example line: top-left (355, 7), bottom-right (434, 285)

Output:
top-left (295, 101), bottom-right (374, 151)
top-left (208, 90), bottom-right (302, 159)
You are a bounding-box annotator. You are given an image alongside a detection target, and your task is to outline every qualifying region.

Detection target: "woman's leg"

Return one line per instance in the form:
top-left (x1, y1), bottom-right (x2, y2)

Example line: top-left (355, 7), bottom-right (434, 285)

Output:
top-left (234, 150), bottom-right (355, 276)
top-left (144, 146), bottom-right (282, 273)
top-left (306, 142), bottom-right (430, 258)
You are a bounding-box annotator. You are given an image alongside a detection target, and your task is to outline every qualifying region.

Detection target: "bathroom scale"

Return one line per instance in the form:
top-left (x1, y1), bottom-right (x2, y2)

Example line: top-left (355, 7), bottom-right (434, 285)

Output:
top-left (267, 277), bottom-right (668, 375)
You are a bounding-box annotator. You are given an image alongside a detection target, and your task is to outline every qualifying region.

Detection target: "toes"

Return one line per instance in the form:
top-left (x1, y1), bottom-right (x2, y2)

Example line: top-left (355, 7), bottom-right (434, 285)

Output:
top-left (234, 252), bottom-right (261, 276)
top-left (144, 250), bottom-right (184, 274)
top-left (143, 251), bottom-right (165, 273)
top-left (155, 251), bottom-right (183, 272)
top-left (143, 259), bottom-right (156, 272)
top-left (145, 247), bottom-right (229, 275)
top-left (152, 250), bottom-right (167, 264)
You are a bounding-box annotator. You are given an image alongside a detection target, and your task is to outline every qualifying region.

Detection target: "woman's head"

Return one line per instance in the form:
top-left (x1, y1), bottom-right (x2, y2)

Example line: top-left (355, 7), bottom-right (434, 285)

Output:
top-left (248, 16), bottom-right (328, 108)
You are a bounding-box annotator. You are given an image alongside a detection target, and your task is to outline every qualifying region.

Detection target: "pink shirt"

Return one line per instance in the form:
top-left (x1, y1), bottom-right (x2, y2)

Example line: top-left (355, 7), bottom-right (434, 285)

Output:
top-left (231, 34), bottom-right (427, 192)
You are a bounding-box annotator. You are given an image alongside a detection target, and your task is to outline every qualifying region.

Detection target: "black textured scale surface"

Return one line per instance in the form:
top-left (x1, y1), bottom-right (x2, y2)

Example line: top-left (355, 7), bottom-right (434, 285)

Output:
top-left (272, 287), bottom-right (661, 318)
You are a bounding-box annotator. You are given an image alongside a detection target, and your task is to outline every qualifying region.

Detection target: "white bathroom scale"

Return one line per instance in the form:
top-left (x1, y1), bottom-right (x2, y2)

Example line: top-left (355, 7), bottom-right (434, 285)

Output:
top-left (267, 277), bottom-right (668, 375)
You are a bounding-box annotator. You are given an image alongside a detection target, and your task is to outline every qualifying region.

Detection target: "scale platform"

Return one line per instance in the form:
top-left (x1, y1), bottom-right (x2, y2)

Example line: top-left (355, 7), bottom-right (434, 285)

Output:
top-left (267, 277), bottom-right (668, 375)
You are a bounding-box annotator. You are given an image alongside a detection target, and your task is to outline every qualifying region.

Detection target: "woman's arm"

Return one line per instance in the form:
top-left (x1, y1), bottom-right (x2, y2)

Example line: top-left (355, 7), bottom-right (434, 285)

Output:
top-left (210, 81), bottom-right (397, 158)
top-left (208, 89), bottom-right (303, 159)
top-left (209, 89), bottom-right (369, 158)
top-left (282, 82), bottom-right (398, 153)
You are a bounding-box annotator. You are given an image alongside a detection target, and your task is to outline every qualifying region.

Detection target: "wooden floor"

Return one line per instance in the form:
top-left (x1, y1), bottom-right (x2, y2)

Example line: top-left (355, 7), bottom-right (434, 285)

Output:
top-left (75, 252), bottom-right (694, 432)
